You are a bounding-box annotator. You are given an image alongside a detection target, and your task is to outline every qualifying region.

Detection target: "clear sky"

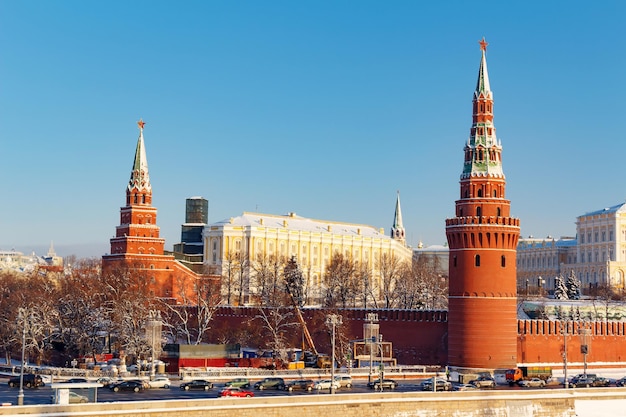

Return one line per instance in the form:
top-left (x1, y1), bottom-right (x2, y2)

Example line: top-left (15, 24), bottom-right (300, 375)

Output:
top-left (1, 1), bottom-right (625, 259)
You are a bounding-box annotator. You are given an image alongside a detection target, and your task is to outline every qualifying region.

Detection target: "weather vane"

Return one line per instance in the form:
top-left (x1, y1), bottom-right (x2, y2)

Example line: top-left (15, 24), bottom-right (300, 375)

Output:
top-left (479, 37), bottom-right (488, 52)
top-left (137, 119), bottom-right (145, 130)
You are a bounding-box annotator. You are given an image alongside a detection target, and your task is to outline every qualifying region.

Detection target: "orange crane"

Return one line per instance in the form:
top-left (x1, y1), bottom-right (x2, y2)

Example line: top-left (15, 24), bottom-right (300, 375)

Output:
top-left (288, 291), bottom-right (331, 368)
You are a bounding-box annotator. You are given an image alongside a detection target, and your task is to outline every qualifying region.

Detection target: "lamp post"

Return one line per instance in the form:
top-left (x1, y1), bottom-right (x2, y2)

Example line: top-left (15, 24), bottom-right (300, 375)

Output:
top-left (526, 279), bottom-right (529, 296)
top-left (147, 310), bottom-right (162, 380)
top-left (326, 314), bottom-right (342, 394)
top-left (538, 277), bottom-right (545, 297)
top-left (17, 308), bottom-right (28, 406)
top-left (365, 313), bottom-right (378, 383)
top-left (562, 320), bottom-right (569, 388)
top-left (580, 327), bottom-right (591, 377)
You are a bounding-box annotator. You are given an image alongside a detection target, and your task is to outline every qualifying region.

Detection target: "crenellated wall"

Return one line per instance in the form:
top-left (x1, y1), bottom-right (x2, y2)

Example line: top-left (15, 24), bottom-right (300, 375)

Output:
top-left (208, 307), bottom-right (626, 369)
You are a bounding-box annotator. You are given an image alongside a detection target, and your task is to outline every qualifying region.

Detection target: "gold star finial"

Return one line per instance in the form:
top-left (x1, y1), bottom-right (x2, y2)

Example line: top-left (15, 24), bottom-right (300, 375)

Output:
top-left (479, 37), bottom-right (488, 52)
top-left (137, 119), bottom-right (145, 130)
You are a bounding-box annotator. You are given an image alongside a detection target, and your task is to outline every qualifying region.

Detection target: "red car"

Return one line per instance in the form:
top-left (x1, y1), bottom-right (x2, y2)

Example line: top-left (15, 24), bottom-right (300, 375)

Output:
top-left (217, 387), bottom-right (255, 398)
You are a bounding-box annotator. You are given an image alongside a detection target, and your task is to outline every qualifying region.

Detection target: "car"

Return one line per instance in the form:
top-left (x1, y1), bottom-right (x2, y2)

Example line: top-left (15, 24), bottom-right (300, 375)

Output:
top-left (8, 374), bottom-right (44, 388)
top-left (518, 378), bottom-right (546, 388)
top-left (50, 391), bottom-right (89, 404)
top-left (314, 379), bottom-right (340, 390)
top-left (224, 378), bottom-right (250, 388)
top-left (616, 376), bottom-right (626, 387)
top-left (148, 376), bottom-right (171, 388)
top-left (367, 378), bottom-right (398, 390)
top-left (64, 378), bottom-right (88, 384)
top-left (420, 377), bottom-right (452, 391)
top-left (110, 380), bottom-right (144, 392)
top-left (217, 387), bottom-right (255, 398)
top-left (253, 377), bottom-right (285, 390)
top-left (469, 376), bottom-right (497, 388)
top-left (592, 377), bottom-right (611, 387)
top-left (453, 383), bottom-right (478, 391)
top-left (285, 379), bottom-right (315, 392)
top-left (333, 375), bottom-right (353, 388)
top-left (570, 376), bottom-right (596, 388)
top-left (180, 379), bottom-right (214, 391)
top-left (96, 377), bottom-right (120, 387)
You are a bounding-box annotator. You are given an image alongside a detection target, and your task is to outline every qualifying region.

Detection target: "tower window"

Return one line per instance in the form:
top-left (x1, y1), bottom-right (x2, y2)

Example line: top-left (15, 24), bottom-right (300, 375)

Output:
top-left (501, 256), bottom-right (506, 267)
top-left (476, 207), bottom-right (482, 217)
top-left (475, 254), bottom-right (480, 267)
top-left (453, 256), bottom-right (457, 267)
top-left (477, 189), bottom-right (483, 197)
top-left (497, 207), bottom-right (501, 217)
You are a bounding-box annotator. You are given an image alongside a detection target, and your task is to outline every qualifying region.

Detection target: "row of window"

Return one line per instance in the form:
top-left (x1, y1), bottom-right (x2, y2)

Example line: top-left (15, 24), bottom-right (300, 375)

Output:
top-left (452, 254), bottom-right (507, 268)
top-left (579, 229), bottom-right (614, 244)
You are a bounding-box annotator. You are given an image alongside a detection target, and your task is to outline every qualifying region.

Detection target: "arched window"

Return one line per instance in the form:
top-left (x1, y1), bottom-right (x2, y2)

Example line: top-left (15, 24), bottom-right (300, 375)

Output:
top-left (476, 207), bottom-right (482, 217)
top-left (497, 207), bottom-right (501, 217)
top-left (501, 255), bottom-right (506, 267)
top-left (477, 188), bottom-right (483, 197)
top-left (475, 254), bottom-right (481, 267)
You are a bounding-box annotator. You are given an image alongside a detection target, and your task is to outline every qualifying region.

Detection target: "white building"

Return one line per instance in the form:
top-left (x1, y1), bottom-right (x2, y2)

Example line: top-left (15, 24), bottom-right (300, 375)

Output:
top-left (203, 211), bottom-right (413, 305)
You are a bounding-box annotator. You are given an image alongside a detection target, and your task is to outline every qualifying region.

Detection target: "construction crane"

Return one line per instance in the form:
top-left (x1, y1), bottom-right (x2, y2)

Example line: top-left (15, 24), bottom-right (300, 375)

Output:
top-left (287, 290), bottom-right (331, 368)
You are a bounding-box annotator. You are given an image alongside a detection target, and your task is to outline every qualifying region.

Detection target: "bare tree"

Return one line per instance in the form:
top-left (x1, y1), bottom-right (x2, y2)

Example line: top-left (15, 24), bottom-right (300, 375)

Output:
top-left (251, 253), bottom-right (286, 306)
top-left (161, 275), bottom-right (222, 345)
top-left (323, 253), bottom-right (358, 308)
top-left (377, 253), bottom-right (406, 309)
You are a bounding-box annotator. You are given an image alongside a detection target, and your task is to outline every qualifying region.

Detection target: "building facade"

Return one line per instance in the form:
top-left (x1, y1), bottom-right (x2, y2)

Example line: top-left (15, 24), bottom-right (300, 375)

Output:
top-left (516, 236), bottom-right (576, 294)
top-left (203, 210), bottom-right (413, 306)
top-left (565, 203), bottom-right (626, 293)
top-left (445, 38), bottom-right (521, 370)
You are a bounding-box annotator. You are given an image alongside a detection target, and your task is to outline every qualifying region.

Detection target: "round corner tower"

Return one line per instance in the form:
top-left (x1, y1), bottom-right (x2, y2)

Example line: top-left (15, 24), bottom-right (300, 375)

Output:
top-left (445, 38), bottom-right (520, 370)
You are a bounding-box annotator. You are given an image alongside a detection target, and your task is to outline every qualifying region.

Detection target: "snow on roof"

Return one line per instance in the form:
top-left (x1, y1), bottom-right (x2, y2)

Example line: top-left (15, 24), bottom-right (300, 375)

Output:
top-left (580, 202), bottom-right (626, 218)
top-left (210, 212), bottom-right (386, 238)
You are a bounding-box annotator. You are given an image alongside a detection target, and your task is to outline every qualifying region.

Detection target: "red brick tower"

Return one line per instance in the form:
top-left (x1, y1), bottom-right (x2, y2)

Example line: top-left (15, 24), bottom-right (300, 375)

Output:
top-left (445, 39), bottom-right (520, 370)
top-left (103, 120), bottom-right (202, 301)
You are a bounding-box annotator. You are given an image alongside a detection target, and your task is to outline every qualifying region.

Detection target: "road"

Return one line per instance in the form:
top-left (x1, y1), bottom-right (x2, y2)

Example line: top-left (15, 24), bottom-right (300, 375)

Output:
top-left (0, 376), bottom-right (575, 406)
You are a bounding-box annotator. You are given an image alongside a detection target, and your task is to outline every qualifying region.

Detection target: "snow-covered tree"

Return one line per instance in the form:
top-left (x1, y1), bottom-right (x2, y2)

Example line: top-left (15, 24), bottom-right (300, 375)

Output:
top-left (566, 270), bottom-right (581, 300)
top-left (554, 275), bottom-right (569, 300)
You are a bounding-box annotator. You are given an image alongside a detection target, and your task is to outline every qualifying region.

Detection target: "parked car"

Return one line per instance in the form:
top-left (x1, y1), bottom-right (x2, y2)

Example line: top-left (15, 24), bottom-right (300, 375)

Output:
top-left (224, 378), bottom-right (250, 389)
top-left (148, 376), bottom-right (171, 389)
top-left (469, 376), bottom-right (497, 388)
top-left (217, 387), bottom-right (255, 398)
top-left (253, 377), bottom-right (285, 390)
top-left (110, 380), bottom-right (144, 392)
top-left (50, 391), bottom-right (89, 404)
top-left (616, 376), bottom-right (626, 387)
top-left (8, 374), bottom-right (44, 388)
top-left (592, 377), bottom-right (611, 387)
top-left (518, 378), bottom-right (546, 388)
top-left (180, 379), bottom-right (214, 391)
top-left (314, 379), bottom-right (339, 390)
top-left (64, 378), bottom-right (88, 384)
top-left (453, 383), bottom-right (478, 391)
top-left (285, 379), bottom-right (315, 392)
top-left (333, 375), bottom-right (353, 388)
top-left (367, 378), bottom-right (398, 390)
top-left (420, 377), bottom-right (452, 391)
top-left (96, 377), bottom-right (120, 387)
top-left (570, 376), bottom-right (596, 388)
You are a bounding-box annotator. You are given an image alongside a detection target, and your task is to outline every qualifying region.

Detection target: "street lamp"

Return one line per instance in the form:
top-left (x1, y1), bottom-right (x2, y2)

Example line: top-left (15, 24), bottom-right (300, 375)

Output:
top-left (580, 327), bottom-right (591, 377)
top-left (561, 320), bottom-right (569, 388)
top-left (326, 314), bottom-right (342, 394)
top-left (537, 277), bottom-right (545, 297)
top-left (147, 310), bottom-right (162, 380)
top-left (17, 307), bottom-right (29, 406)
top-left (365, 313), bottom-right (378, 383)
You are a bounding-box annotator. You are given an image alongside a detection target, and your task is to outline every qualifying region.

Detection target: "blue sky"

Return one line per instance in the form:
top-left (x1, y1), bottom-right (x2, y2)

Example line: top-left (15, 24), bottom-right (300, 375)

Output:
top-left (1, 1), bottom-right (625, 258)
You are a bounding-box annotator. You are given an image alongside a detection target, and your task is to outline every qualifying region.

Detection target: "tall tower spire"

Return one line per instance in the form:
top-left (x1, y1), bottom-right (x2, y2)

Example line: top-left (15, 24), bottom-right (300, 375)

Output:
top-left (106, 120), bottom-right (164, 258)
top-left (391, 190), bottom-right (406, 244)
top-left (445, 39), bottom-right (520, 371)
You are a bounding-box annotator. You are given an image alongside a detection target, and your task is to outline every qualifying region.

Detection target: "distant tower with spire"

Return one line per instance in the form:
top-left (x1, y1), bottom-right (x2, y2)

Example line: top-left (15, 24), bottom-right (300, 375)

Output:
top-left (102, 120), bottom-right (208, 301)
top-left (391, 191), bottom-right (406, 244)
top-left (445, 39), bottom-right (521, 370)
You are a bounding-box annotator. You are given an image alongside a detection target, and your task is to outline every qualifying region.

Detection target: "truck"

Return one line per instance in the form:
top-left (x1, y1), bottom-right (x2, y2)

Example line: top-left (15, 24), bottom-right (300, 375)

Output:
top-left (505, 366), bottom-right (552, 386)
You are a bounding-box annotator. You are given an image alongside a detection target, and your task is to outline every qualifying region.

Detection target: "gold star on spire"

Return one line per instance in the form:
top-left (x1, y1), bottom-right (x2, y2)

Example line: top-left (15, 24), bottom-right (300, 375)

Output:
top-left (137, 119), bottom-right (145, 130)
top-left (479, 37), bottom-right (488, 52)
